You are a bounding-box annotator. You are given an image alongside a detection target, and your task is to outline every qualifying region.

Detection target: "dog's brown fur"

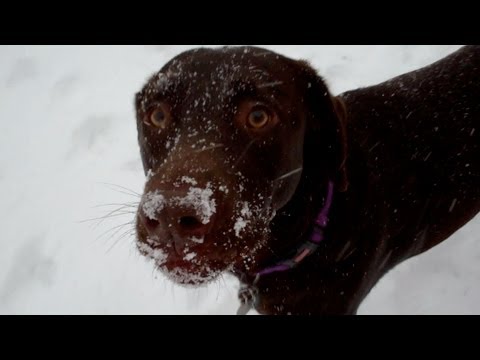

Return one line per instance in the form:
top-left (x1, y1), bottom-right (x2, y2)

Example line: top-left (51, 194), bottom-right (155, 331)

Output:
top-left (134, 46), bottom-right (480, 314)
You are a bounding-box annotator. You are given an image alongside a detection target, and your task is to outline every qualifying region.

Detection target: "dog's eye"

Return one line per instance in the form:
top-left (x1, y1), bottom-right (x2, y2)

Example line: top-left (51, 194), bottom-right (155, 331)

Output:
top-left (148, 103), bottom-right (170, 129)
top-left (235, 101), bottom-right (278, 133)
top-left (248, 109), bottom-right (270, 129)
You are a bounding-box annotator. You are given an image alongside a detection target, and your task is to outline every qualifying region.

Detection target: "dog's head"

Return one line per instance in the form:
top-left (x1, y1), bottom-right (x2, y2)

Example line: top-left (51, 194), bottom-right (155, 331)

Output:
top-left (134, 46), bottom-right (347, 286)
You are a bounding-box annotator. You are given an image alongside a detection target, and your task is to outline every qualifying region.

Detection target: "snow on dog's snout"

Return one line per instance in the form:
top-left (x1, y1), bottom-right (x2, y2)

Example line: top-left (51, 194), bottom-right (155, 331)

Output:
top-left (141, 182), bottom-right (217, 224)
top-left (142, 190), bottom-right (166, 220)
top-left (172, 183), bottom-right (217, 224)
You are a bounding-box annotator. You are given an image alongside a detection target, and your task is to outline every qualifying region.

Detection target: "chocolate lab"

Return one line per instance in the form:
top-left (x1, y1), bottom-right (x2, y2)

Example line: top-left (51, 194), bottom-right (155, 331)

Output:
top-left (134, 45), bottom-right (480, 315)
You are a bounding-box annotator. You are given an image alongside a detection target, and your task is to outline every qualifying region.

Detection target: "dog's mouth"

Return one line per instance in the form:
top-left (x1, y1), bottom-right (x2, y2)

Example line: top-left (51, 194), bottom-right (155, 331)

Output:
top-left (135, 185), bottom-right (275, 286)
top-left (135, 228), bottom-right (243, 286)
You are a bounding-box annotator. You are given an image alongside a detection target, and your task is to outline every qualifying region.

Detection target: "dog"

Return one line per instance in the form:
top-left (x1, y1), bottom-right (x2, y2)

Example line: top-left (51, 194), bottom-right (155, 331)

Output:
top-left (133, 45), bottom-right (480, 315)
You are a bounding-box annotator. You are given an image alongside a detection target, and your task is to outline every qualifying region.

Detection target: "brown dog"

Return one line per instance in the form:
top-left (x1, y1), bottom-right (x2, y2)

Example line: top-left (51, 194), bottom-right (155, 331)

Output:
top-left (134, 46), bottom-right (480, 314)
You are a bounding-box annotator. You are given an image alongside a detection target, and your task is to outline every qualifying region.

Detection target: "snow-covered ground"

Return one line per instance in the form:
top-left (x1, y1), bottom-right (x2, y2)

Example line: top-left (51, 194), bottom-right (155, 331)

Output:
top-left (0, 45), bottom-right (478, 315)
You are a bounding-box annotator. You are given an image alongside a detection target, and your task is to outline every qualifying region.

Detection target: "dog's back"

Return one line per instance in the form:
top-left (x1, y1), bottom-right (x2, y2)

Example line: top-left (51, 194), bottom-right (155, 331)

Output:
top-left (341, 45), bottom-right (480, 268)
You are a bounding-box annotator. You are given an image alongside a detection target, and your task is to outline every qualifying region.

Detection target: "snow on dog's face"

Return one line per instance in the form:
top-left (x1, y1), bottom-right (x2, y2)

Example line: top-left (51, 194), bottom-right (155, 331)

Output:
top-left (134, 46), bottom-right (339, 286)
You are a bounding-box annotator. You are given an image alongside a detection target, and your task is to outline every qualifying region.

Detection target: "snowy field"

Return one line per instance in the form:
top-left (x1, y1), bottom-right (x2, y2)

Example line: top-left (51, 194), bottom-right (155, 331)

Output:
top-left (0, 45), bottom-right (479, 315)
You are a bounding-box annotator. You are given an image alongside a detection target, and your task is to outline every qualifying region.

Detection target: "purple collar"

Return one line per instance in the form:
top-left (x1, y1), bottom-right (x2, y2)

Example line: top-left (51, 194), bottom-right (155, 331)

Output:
top-left (237, 181), bottom-right (335, 315)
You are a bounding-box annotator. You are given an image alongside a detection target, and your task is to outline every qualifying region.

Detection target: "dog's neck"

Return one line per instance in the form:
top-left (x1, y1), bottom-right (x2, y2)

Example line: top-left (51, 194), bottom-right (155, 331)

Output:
top-left (232, 127), bottom-right (385, 314)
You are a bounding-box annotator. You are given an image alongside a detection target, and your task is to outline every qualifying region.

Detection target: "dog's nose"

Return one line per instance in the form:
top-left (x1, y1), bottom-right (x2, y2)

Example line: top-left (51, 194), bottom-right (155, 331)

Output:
top-left (138, 189), bottom-right (216, 245)
top-left (166, 206), bottom-right (214, 238)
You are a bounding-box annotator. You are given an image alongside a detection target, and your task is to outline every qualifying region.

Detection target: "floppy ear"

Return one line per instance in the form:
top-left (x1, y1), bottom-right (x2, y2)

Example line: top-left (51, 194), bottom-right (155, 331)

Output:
top-left (134, 90), bottom-right (153, 176)
top-left (330, 95), bottom-right (349, 192)
top-left (296, 60), bottom-right (349, 192)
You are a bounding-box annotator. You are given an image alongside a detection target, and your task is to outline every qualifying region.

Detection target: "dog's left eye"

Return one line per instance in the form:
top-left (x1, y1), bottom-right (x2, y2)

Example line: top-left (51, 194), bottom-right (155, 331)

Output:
top-left (236, 101), bottom-right (278, 133)
top-left (248, 109), bottom-right (270, 129)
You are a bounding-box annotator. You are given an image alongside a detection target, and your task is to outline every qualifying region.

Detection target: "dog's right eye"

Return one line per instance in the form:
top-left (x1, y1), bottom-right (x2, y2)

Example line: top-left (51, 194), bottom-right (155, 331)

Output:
top-left (146, 103), bottom-right (171, 129)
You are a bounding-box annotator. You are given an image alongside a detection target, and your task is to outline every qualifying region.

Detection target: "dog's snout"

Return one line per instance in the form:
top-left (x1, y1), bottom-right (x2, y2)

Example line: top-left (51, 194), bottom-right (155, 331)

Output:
top-left (138, 185), bottom-right (217, 247)
top-left (169, 207), bottom-right (215, 237)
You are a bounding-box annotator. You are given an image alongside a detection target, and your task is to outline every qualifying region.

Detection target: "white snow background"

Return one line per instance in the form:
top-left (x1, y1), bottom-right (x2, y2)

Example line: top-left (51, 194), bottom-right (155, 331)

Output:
top-left (0, 45), bottom-right (478, 315)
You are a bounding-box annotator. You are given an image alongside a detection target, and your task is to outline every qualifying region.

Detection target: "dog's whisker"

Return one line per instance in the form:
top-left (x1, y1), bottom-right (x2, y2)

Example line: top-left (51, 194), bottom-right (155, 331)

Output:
top-left (111, 227), bottom-right (136, 244)
top-left (106, 228), bottom-right (137, 254)
top-left (258, 81), bottom-right (284, 88)
top-left (274, 167), bottom-right (303, 182)
top-left (96, 221), bottom-right (135, 243)
top-left (92, 202), bottom-right (138, 209)
top-left (103, 228), bottom-right (136, 251)
top-left (90, 213), bottom-right (136, 231)
top-left (79, 208), bottom-right (136, 225)
top-left (98, 182), bottom-right (142, 197)
top-left (101, 182), bottom-right (142, 196)
top-left (215, 276), bottom-right (221, 301)
top-left (80, 202), bottom-right (138, 232)
top-left (102, 187), bottom-right (142, 198)
top-left (100, 223), bottom-right (135, 244)
top-left (231, 139), bottom-right (256, 170)
top-left (97, 211), bottom-right (136, 222)
top-left (193, 143), bottom-right (225, 153)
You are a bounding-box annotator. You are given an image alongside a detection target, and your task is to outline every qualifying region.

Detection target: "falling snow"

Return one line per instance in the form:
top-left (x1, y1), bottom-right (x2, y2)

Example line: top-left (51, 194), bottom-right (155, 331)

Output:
top-left (1, 45), bottom-right (479, 315)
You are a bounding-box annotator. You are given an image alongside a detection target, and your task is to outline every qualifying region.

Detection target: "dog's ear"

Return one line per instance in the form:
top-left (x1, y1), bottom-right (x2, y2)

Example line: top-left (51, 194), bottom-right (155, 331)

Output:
top-left (295, 60), bottom-right (349, 192)
top-left (134, 90), bottom-right (152, 176)
top-left (330, 96), bottom-right (349, 192)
